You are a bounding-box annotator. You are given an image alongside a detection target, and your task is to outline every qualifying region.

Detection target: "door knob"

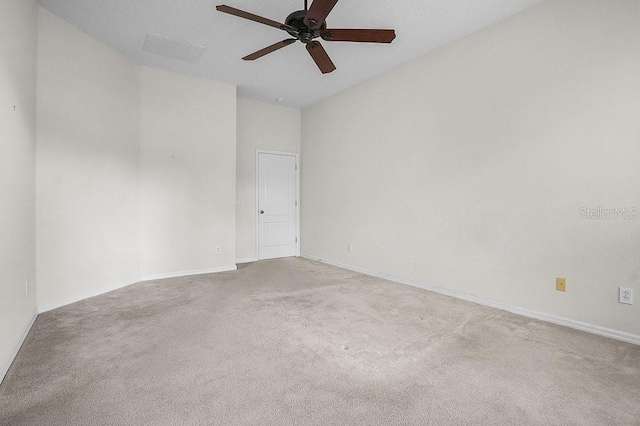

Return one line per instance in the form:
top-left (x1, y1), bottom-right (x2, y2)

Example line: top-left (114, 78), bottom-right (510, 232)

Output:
top-left (260, 210), bottom-right (264, 214)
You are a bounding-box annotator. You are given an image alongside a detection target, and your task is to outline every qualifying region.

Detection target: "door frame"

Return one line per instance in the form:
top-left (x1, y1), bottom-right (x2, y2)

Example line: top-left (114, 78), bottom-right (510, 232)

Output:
top-left (255, 149), bottom-right (300, 260)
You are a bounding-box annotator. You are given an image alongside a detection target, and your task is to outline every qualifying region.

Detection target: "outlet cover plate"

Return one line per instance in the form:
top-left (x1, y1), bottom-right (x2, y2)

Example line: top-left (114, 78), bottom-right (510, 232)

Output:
top-left (556, 277), bottom-right (566, 292)
top-left (619, 287), bottom-right (633, 305)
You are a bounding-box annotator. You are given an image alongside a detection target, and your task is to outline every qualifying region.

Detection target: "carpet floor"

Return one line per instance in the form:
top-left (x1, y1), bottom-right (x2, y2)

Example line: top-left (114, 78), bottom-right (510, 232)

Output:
top-left (1, 258), bottom-right (639, 425)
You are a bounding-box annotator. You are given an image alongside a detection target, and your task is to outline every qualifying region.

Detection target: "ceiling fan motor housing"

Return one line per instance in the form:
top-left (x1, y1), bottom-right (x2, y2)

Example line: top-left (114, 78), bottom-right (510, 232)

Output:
top-left (285, 10), bottom-right (326, 43)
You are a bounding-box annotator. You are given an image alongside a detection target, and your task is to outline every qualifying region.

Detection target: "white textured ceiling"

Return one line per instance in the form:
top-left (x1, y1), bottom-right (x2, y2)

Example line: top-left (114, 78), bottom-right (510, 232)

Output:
top-left (37, 0), bottom-right (542, 108)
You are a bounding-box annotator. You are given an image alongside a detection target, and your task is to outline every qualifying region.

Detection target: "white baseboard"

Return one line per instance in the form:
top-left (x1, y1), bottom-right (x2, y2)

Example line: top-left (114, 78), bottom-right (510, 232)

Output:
top-left (139, 265), bottom-right (237, 282)
top-left (39, 265), bottom-right (238, 314)
top-left (1, 308), bottom-right (38, 384)
top-left (236, 258), bottom-right (258, 264)
top-left (38, 279), bottom-right (138, 314)
top-left (302, 255), bottom-right (640, 346)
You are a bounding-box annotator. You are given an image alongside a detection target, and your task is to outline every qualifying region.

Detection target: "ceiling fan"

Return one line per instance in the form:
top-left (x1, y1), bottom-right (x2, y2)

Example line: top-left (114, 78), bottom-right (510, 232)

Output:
top-left (216, 0), bottom-right (396, 74)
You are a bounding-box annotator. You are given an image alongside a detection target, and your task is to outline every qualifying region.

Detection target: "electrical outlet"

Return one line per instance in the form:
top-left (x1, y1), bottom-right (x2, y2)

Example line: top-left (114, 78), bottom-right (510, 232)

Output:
top-left (216, 246), bottom-right (222, 254)
top-left (347, 243), bottom-right (353, 253)
top-left (25, 280), bottom-right (29, 296)
top-left (556, 277), bottom-right (566, 292)
top-left (619, 287), bottom-right (633, 305)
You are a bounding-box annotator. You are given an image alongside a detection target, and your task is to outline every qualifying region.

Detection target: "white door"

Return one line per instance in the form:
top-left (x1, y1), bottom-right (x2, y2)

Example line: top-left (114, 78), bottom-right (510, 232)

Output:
top-left (257, 152), bottom-right (298, 260)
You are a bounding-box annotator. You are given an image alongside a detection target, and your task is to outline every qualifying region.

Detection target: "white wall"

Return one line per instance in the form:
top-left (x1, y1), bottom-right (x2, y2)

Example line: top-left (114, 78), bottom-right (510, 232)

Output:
top-left (36, 10), bottom-right (238, 302)
top-left (302, 0), bottom-right (640, 335)
top-left (0, 0), bottom-right (38, 381)
top-left (36, 8), bottom-right (140, 309)
top-left (236, 98), bottom-right (301, 261)
top-left (140, 67), bottom-right (237, 277)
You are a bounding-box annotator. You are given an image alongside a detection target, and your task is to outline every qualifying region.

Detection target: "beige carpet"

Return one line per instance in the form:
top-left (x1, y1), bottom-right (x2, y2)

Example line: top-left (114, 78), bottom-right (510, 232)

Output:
top-left (1, 258), bottom-right (639, 425)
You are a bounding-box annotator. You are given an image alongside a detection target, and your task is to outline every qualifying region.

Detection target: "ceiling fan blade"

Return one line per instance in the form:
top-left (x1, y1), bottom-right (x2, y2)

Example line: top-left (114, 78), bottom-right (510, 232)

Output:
top-left (321, 29), bottom-right (396, 43)
top-left (216, 5), bottom-right (293, 32)
top-left (243, 39), bottom-right (297, 61)
top-left (303, 0), bottom-right (339, 30)
top-left (306, 41), bottom-right (336, 74)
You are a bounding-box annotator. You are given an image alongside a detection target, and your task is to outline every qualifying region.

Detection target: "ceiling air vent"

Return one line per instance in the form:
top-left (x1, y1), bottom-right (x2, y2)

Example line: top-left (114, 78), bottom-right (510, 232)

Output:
top-left (143, 33), bottom-right (206, 62)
